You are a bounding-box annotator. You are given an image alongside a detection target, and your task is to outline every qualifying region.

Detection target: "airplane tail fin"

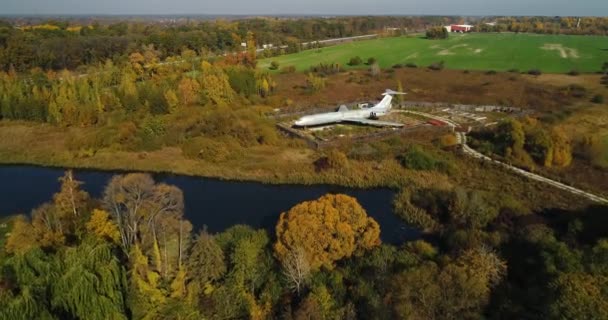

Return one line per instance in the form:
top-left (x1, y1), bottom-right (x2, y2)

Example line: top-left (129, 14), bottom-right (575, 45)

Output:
top-left (375, 89), bottom-right (407, 111)
top-left (381, 89), bottom-right (407, 96)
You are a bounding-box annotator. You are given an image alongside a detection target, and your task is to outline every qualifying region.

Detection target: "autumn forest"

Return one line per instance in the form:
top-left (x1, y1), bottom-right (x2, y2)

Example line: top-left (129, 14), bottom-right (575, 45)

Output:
top-left (0, 14), bottom-right (607, 320)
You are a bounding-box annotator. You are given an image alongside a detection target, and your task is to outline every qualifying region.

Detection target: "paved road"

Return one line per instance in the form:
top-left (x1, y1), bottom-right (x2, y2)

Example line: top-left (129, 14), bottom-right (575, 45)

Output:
top-left (401, 110), bottom-right (608, 204)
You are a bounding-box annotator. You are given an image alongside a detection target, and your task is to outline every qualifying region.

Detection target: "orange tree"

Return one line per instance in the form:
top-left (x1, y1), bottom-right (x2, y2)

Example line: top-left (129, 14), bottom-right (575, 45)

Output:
top-left (274, 194), bottom-right (381, 271)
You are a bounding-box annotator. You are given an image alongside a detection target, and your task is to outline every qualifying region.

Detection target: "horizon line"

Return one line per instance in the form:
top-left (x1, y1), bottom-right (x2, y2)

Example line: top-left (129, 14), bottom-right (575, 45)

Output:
top-left (0, 13), bottom-right (605, 18)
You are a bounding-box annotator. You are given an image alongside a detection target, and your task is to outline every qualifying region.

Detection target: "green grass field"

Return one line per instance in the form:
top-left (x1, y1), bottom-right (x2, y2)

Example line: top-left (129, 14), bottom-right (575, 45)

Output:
top-left (259, 33), bottom-right (608, 73)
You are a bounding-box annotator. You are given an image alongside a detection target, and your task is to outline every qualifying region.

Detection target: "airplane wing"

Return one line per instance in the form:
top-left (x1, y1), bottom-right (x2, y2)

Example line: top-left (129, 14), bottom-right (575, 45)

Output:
top-left (342, 118), bottom-right (404, 127)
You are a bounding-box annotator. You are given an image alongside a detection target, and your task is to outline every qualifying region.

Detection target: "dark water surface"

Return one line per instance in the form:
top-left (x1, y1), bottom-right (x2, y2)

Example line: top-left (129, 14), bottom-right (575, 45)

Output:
top-left (0, 165), bottom-right (419, 244)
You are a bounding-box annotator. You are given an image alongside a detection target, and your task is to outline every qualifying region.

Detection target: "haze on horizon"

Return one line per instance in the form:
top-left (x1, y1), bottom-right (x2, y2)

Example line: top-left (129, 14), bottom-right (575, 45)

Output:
top-left (1, 0), bottom-right (607, 17)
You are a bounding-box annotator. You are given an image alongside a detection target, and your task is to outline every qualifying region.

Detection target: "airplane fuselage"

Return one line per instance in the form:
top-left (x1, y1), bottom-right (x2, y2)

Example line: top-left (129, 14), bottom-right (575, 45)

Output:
top-left (294, 108), bottom-right (388, 127)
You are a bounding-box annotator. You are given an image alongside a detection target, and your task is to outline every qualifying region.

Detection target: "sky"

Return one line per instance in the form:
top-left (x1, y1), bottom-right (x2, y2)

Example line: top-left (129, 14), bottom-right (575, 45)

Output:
top-left (0, 0), bottom-right (606, 16)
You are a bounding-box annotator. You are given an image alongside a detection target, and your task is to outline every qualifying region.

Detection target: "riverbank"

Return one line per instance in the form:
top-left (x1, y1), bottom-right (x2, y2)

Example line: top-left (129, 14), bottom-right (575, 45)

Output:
top-left (0, 120), bottom-right (596, 213)
top-left (0, 121), bottom-right (452, 190)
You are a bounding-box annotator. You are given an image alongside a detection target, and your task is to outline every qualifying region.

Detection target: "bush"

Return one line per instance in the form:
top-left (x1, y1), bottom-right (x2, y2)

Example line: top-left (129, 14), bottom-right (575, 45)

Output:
top-left (369, 62), bottom-right (381, 76)
top-left (181, 137), bottom-right (237, 162)
top-left (280, 65), bottom-right (296, 73)
top-left (326, 149), bottom-right (349, 169)
top-left (428, 61), bottom-right (445, 71)
top-left (348, 56), bottom-right (363, 66)
top-left (392, 64), bottom-right (403, 69)
top-left (426, 26), bottom-right (449, 39)
top-left (309, 62), bottom-right (342, 76)
top-left (485, 70), bottom-right (497, 75)
top-left (567, 69), bottom-right (580, 76)
top-left (306, 73), bottom-right (326, 92)
top-left (591, 94), bottom-right (604, 104)
top-left (397, 146), bottom-right (451, 173)
top-left (405, 62), bottom-right (418, 68)
top-left (560, 84), bottom-right (587, 98)
top-left (366, 57), bottom-right (377, 65)
top-left (527, 69), bottom-right (542, 76)
top-left (438, 134), bottom-right (459, 148)
top-left (269, 61), bottom-right (279, 70)
top-left (508, 68), bottom-right (519, 73)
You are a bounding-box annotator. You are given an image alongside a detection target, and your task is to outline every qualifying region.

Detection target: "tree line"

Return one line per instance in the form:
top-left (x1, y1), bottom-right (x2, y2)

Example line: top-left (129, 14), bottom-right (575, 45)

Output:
top-left (0, 46), bottom-right (273, 125)
top-left (0, 16), bottom-right (460, 72)
top-left (475, 16), bottom-right (608, 35)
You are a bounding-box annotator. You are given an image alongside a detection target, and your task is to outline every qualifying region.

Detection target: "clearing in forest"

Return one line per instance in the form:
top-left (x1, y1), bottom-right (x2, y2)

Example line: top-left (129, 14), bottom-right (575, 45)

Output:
top-left (259, 33), bottom-right (608, 73)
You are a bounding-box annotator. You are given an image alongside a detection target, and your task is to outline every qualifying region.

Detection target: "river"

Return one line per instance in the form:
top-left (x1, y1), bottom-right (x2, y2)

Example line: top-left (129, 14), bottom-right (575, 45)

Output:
top-left (0, 165), bottom-right (419, 244)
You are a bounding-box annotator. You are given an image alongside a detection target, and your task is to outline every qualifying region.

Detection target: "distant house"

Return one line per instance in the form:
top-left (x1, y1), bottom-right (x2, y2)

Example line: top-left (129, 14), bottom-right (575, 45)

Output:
top-left (445, 24), bottom-right (474, 33)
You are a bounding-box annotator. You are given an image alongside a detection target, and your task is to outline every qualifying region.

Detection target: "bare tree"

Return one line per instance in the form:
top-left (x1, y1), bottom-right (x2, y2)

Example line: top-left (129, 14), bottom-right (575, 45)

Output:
top-left (282, 247), bottom-right (311, 295)
top-left (103, 173), bottom-right (184, 262)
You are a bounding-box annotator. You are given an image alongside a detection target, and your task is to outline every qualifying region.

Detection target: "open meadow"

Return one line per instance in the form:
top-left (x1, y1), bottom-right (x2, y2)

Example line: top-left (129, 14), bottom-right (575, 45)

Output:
top-left (259, 33), bottom-right (608, 73)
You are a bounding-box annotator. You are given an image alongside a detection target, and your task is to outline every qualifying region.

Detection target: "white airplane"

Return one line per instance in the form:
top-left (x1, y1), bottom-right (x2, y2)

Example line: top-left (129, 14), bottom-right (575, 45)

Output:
top-left (294, 89), bottom-right (406, 128)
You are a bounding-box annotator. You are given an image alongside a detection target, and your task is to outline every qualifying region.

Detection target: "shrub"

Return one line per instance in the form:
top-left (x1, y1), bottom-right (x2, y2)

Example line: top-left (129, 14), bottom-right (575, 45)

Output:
top-left (405, 62), bottom-right (417, 68)
top-left (508, 68), bottom-right (519, 73)
top-left (485, 70), bottom-right (497, 75)
top-left (428, 61), bottom-right (445, 71)
top-left (309, 62), bottom-right (342, 75)
top-left (306, 73), bottom-right (326, 92)
top-left (348, 56), bottom-right (363, 66)
top-left (326, 149), bottom-right (349, 169)
top-left (280, 65), bottom-right (296, 73)
top-left (560, 84), bottom-right (587, 98)
top-left (394, 190), bottom-right (439, 231)
top-left (369, 62), bottom-right (381, 76)
top-left (527, 69), bottom-right (542, 76)
top-left (591, 94), bottom-right (604, 104)
top-left (426, 26), bottom-right (449, 39)
top-left (392, 64), bottom-right (403, 69)
top-left (438, 134), bottom-right (459, 148)
top-left (397, 146), bottom-right (451, 173)
top-left (567, 69), bottom-right (580, 76)
top-left (366, 57), bottom-right (377, 65)
top-left (137, 117), bottom-right (166, 151)
top-left (269, 61), bottom-right (279, 70)
top-left (181, 136), bottom-right (236, 162)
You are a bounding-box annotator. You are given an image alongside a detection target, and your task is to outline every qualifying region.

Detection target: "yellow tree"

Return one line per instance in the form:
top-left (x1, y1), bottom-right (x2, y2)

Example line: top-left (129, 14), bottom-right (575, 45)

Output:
top-left (164, 89), bottom-right (179, 113)
top-left (53, 171), bottom-right (89, 220)
top-left (50, 170), bottom-right (90, 238)
top-left (86, 209), bottom-right (121, 244)
top-left (246, 31), bottom-right (257, 67)
top-left (275, 194), bottom-right (380, 271)
top-left (551, 127), bottom-right (572, 167)
top-left (200, 61), bottom-right (235, 105)
top-left (177, 77), bottom-right (199, 106)
top-left (129, 52), bottom-right (145, 76)
top-left (395, 79), bottom-right (404, 106)
top-left (5, 215), bottom-right (39, 254)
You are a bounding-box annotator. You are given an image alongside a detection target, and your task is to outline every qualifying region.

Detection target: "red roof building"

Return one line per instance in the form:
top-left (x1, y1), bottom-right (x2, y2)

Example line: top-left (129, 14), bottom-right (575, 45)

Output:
top-left (446, 24), bottom-right (474, 33)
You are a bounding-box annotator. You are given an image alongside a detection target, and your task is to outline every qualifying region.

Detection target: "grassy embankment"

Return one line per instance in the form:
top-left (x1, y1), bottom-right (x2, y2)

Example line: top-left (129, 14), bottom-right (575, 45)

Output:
top-left (0, 116), bottom-right (594, 212)
top-left (259, 33), bottom-right (608, 73)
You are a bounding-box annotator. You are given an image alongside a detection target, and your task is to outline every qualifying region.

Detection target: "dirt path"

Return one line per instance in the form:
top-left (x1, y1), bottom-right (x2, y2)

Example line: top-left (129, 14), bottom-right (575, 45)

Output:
top-left (403, 110), bottom-right (608, 204)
